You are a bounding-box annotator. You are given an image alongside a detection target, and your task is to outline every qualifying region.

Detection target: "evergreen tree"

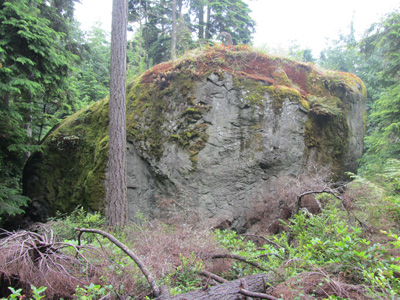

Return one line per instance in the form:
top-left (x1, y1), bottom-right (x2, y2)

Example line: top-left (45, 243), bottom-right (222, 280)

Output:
top-left (0, 0), bottom-right (78, 217)
top-left (205, 0), bottom-right (255, 44)
top-left (127, 0), bottom-right (256, 72)
top-left (359, 11), bottom-right (400, 174)
top-left (318, 23), bottom-right (384, 121)
top-left (288, 42), bottom-right (315, 63)
top-left (71, 23), bottom-right (111, 107)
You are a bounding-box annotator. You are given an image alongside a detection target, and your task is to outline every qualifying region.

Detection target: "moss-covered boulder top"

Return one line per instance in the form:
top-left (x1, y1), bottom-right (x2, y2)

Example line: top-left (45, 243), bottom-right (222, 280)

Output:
top-left (24, 46), bottom-right (366, 231)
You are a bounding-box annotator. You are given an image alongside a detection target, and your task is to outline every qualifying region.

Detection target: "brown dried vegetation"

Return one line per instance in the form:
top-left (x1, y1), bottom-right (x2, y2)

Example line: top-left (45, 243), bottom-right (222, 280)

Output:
top-left (0, 228), bottom-right (102, 299)
top-left (270, 270), bottom-right (371, 300)
top-left (0, 220), bottom-right (232, 299)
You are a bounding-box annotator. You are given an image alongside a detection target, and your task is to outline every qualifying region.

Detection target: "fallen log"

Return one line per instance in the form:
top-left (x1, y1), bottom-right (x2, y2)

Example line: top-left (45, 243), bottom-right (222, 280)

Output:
top-left (155, 273), bottom-right (273, 300)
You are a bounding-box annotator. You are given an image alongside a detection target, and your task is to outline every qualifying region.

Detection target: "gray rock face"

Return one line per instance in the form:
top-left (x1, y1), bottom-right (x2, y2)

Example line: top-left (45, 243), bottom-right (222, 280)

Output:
top-left (23, 50), bottom-right (366, 231)
top-left (124, 72), bottom-right (364, 231)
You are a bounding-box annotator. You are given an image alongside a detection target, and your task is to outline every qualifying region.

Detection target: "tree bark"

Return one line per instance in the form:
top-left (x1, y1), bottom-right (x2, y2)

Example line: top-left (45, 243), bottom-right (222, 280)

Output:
top-left (107, 0), bottom-right (128, 228)
top-left (155, 273), bottom-right (271, 300)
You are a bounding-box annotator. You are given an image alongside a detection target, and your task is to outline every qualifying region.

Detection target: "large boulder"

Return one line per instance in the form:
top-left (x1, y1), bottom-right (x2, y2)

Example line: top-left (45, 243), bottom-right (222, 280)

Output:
top-left (23, 47), bottom-right (366, 231)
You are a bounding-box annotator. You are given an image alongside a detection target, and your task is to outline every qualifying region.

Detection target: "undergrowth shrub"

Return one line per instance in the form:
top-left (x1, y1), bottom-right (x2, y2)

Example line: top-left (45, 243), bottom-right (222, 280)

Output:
top-left (214, 190), bottom-right (400, 299)
top-left (347, 159), bottom-right (400, 231)
top-left (161, 253), bottom-right (204, 295)
top-left (15, 209), bottom-right (225, 298)
top-left (213, 229), bottom-right (283, 279)
top-left (47, 206), bottom-right (105, 241)
top-left (123, 218), bottom-right (231, 293)
top-left (3, 163), bottom-right (400, 299)
top-left (1, 285), bottom-right (47, 300)
top-left (74, 283), bottom-right (113, 300)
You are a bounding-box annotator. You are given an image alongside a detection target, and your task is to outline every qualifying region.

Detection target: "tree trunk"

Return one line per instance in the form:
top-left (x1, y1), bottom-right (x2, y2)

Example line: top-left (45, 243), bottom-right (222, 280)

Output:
top-left (161, 0), bottom-right (165, 32)
top-left (178, 0), bottom-right (182, 15)
top-left (37, 102), bottom-right (47, 143)
top-left (198, 4), bottom-right (204, 39)
top-left (205, 3), bottom-right (211, 39)
top-left (25, 100), bottom-right (33, 158)
top-left (107, 0), bottom-right (128, 228)
top-left (139, 0), bottom-right (143, 69)
top-left (171, 0), bottom-right (177, 59)
top-left (155, 273), bottom-right (272, 300)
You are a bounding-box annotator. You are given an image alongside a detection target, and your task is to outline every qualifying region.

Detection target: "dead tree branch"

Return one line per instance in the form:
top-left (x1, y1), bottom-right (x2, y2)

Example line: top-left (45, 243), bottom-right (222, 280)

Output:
top-left (287, 186), bottom-right (368, 248)
top-left (256, 253), bottom-right (283, 260)
top-left (75, 228), bottom-right (160, 297)
top-left (242, 234), bottom-right (284, 251)
top-left (239, 288), bottom-right (279, 300)
top-left (209, 253), bottom-right (267, 272)
top-left (199, 270), bottom-right (228, 283)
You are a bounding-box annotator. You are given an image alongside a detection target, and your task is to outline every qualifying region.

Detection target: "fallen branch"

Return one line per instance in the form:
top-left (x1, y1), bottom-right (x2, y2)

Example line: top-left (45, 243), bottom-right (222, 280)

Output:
top-left (75, 228), bottom-right (160, 297)
top-left (256, 253), bottom-right (283, 260)
top-left (199, 270), bottom-right (228, 283)
top-left (209, 253), bottom-right (267, 272)
top-left (239, 288), bottom-right (279, 300)
top-left (242, 234), bottom-right (284, 251)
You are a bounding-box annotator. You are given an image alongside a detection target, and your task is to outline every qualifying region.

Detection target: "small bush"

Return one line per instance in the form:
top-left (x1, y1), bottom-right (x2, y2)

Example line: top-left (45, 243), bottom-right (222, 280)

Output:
top-left (47, 206), bottom-right (106, 241)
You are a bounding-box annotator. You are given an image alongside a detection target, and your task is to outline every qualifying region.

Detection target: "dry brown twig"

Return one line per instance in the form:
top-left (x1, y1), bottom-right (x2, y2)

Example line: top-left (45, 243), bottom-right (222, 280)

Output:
top-left (199, 269), bottom-right (227, 283)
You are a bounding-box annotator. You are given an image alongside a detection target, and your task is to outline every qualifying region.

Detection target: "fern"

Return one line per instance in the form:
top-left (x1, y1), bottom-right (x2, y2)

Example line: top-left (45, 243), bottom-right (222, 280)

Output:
top-left (0, 186), bottom-right (29, 216)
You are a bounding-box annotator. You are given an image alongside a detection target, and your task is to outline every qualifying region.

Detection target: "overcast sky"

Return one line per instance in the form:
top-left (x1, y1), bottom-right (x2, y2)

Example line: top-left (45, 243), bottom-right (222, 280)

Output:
top-left (75, 0), bottom-right (400, 55)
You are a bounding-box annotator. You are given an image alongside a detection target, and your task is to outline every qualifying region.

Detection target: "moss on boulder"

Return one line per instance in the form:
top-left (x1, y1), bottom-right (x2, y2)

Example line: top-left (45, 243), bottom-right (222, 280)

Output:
top-left (23, 45), bottom-right (366, 225)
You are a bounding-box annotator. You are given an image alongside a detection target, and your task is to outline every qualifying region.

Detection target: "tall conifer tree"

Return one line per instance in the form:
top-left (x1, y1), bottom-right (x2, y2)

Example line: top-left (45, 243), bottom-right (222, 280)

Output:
top-left (0, 0), bottom-right (77, 216)
top-left (107, 0), bottom-right (128, 228)
top-left (360, 11), bottom-right (400, 173)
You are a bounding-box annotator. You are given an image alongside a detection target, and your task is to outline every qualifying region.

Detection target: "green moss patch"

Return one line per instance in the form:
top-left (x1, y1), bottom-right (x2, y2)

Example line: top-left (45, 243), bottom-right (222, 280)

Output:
top-left (304, 113), bottom-right (350, 176)
top-left (35, 98), bottom-right (109, 215)
top-left (126, 66), bottom-right (210, 163)
top-left (308, 95), bottom-right (344, 117)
